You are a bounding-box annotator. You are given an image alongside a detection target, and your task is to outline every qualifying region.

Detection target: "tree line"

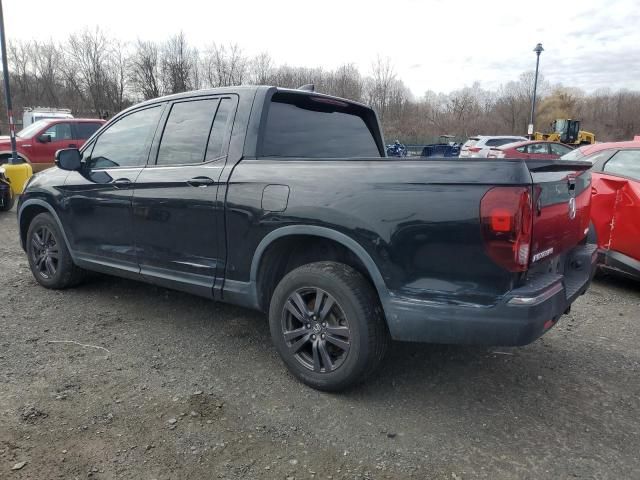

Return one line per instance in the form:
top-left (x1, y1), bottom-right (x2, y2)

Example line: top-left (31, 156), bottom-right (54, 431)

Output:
top-left (3, 28), bottom-right (639, 142)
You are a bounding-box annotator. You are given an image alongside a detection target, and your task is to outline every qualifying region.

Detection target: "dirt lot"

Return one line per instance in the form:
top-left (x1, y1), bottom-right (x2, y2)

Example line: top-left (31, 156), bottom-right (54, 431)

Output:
top-left (1, 209), bottom-right (639, 480)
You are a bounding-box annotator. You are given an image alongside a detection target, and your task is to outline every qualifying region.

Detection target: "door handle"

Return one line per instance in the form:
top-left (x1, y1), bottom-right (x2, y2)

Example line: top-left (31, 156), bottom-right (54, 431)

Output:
top-left (591, 186), bottom-right (598, 195)
top-left (187, 176), bottom-right (215, 187)
top-left (68, 143), bottom-right (78, 148)
top-left (112, 178), bottom-right (132, 189)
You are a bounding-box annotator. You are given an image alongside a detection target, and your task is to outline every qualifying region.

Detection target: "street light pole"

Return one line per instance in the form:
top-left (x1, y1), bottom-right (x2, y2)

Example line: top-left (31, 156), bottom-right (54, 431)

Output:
top-left (528, 42), bottom-right (544, 139)
top-left (0, 0), bottom-right (18, 164)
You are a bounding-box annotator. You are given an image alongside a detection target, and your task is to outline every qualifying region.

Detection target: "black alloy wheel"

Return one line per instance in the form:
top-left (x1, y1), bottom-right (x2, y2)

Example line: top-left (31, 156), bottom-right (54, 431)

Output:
top-left (269, 262), bottom-right (389, 391)
top-left (282, 287), bottom-right (351, 373)
top-left (26, 212), bottom-right (85, 289)
top-left (30, 225), bottom-right (59, 280)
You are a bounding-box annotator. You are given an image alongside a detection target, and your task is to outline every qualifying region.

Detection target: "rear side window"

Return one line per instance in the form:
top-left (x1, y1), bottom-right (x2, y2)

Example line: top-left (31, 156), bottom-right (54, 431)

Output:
top-left (205, 98), bottom-right (235, 161)
top-left (89, 106), bottom-right (161, 169)
top-left (529, 143), bottom-right (549, 154)
top-left (603, 150), bottom-right (640, 180)
top-left (261, 96), bottom-right (380, 158)
top-left (157, 99), bottom-right (218, 165)
top-left (75, 122), bottom-right (103, 140)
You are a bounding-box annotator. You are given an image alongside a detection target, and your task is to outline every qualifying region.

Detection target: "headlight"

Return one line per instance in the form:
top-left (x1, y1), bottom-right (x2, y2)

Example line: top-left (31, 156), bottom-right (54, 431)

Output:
top-left (0, 167), bottom-right (5, 175)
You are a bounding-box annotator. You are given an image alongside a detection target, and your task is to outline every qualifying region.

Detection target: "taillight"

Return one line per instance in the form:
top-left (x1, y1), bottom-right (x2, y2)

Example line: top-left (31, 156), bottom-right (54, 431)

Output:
top-left (480, 187), bottom-right (533, 272)
top-left (468, 147), bottom-right (482, 152)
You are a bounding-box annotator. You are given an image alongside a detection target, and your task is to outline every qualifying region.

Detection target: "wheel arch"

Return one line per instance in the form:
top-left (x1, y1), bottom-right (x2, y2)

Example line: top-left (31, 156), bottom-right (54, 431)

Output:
top-left (18, 199), bottom-right (74, 259)
top-left (0, 150), bottom-right (32, 164)
top-left (249, 226), bottom-right (391, 315)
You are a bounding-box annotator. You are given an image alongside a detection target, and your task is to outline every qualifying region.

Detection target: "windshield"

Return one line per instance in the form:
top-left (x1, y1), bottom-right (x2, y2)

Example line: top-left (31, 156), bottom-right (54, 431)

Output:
top-left (17, 120), bottom-right (50, 138)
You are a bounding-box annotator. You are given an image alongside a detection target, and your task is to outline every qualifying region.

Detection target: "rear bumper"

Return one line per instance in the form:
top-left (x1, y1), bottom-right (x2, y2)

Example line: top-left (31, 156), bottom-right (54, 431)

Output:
top-left (385, 244), bottom-right (598, 346)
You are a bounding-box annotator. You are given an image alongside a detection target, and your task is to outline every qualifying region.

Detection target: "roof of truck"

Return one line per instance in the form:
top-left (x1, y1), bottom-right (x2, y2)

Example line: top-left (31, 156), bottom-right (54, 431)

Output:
top-left (131, 85), bottom-right (370, 112)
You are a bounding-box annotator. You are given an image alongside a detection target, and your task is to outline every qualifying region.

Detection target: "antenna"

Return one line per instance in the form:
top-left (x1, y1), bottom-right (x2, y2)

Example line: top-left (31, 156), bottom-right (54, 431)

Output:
top-left (298, 84), bottom-right (315, 92)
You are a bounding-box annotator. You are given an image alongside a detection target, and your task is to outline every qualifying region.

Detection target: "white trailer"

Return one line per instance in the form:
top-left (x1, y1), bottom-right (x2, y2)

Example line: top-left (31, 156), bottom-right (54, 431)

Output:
top-left (22, 107), bottom-right (73, 127)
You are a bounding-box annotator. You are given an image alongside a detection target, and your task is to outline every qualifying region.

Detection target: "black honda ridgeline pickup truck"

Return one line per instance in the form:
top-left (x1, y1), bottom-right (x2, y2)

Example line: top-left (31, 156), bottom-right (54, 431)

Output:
top-left (17, 86), bottom-right (596, 390)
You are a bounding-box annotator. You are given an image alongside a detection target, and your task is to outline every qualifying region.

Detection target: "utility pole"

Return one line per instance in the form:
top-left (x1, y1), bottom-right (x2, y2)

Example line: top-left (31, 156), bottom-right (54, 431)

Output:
top-left (0, 0), bottom-right (18, 164)
top-left (0, 0), bottom-right (32, 202)
top-left (528, 43), bottom-right (544, 139)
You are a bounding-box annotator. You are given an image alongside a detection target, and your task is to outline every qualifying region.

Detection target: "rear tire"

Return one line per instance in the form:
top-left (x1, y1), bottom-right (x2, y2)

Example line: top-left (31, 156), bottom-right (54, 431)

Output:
top-left (269, 261), bottom-right (389, 391)
top-left (26, 213), bottom-right (84, 289)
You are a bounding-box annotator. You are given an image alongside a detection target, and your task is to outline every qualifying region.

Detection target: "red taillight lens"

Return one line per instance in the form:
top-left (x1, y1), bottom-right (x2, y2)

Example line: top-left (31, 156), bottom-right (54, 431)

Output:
top-left (468, 147), bottom-right (482, 152)
top-left (480, 187), bottom-right (533, 272)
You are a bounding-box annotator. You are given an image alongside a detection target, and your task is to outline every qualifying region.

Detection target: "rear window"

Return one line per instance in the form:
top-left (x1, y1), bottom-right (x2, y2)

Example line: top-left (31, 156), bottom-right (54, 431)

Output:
top-left (485, 138), bottom-right (521, 147)
top-left (261, 95), bottom-right (380, 158)
top-left (561, 146), bottom-right (588, 161)
top-left (462, 138), bottom-right (479, 148)
top-left (498, 142), bottom-right (521, 150)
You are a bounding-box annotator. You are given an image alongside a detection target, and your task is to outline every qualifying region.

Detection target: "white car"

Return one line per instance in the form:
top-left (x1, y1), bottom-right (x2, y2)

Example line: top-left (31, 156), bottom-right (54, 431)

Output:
top-left (460, 135), bottom-right (528, 158)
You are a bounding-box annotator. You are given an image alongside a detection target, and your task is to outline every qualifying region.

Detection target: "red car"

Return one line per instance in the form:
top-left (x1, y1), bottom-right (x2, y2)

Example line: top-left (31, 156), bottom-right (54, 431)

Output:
top-left (487, 140), bottom-right (574, 159)
top-left (562, 141), bottom-right (640, 279)
top-left (0, 118), bottom-right (105, 172)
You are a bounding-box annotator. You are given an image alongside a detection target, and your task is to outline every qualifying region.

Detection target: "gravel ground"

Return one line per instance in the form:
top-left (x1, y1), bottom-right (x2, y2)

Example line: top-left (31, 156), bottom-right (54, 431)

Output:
top-left (1, 207), bottom-right (639, 480)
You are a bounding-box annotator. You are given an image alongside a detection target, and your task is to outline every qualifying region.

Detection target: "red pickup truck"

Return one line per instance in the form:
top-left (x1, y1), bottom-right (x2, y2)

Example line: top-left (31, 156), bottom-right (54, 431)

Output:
top-left (0, 118), bottom-right (105, 172)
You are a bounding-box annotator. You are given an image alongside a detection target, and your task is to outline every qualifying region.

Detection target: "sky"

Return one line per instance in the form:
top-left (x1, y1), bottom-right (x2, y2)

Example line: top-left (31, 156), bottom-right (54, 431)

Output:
top-left (5, 0), bottom-right (640, 96)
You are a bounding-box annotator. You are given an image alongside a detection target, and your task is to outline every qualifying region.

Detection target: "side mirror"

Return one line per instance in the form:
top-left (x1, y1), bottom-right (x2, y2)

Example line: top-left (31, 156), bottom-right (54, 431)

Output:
top-left (37, 134), bottom-right (52, 143)
top-left (55, 148), bottom-right (82, 171)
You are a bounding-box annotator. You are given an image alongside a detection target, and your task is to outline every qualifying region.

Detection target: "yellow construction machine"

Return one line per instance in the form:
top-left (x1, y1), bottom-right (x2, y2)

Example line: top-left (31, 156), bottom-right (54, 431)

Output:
top-left (534, 119), bottom-right (595, 146)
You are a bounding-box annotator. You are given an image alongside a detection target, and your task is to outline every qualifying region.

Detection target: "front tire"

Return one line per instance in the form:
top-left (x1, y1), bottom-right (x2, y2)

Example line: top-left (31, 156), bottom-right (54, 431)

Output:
top-left (26, 213), bottom-right (84, 289)
top-left (269, 261), bottom-right (389, 391)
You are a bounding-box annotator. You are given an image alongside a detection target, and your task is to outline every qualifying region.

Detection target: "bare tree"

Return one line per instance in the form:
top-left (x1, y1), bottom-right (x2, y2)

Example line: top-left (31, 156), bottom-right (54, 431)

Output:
top-left (250, 52), bottom-right (273, 85)
top-left (8, 41), bottom-right (34, 105)
top-left (33, 40), bottom-right (64, 106)
top-left (161, 32), bottom-right (194, 94)
top-left (367, 56), bottom-right (396, 122)
top-left (63, 28), bottom-right (116, 115)
top-left (4, 30), bottom-right (640, 142)
top-left (203, 43), bottom-right (248, 87)
top-left (129, 40), bottom-right (162, 100)
top-left (329, 64), bottom-right (364, 101)
top-left (104, 40), bottom-right (129, 114)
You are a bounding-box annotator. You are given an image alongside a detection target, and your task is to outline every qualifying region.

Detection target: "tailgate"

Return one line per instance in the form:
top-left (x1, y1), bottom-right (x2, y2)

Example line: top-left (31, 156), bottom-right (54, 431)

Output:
top-left (528, 160), bottom-right (592, 265)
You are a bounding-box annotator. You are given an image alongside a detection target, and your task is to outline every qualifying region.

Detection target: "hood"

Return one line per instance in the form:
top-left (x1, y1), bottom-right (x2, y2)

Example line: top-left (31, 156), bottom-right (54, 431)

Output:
top-left (0, 136), bottom-right (27, 147)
